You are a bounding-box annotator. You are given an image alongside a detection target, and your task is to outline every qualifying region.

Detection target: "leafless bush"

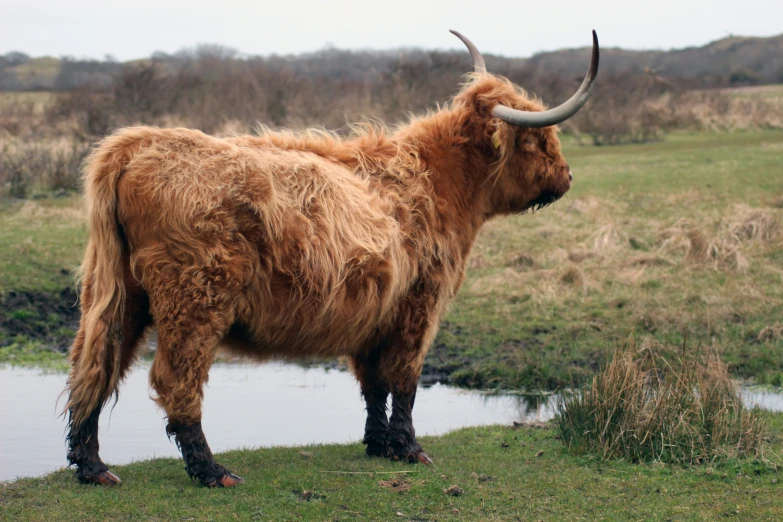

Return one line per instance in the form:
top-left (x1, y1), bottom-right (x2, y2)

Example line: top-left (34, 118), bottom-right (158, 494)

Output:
top-left (570, 72), bottom-right (671, 145)
top-left (27, 49), bottom-right (783, 145)
top-left (0, 96), bottom-right (48, 138)
top-left (0, 141), bottom-right (91, 197)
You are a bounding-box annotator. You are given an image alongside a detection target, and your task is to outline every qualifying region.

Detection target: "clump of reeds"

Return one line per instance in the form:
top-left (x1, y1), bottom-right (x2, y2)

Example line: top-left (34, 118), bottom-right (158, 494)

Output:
top-left (555, 341), bottom-right (766, 465)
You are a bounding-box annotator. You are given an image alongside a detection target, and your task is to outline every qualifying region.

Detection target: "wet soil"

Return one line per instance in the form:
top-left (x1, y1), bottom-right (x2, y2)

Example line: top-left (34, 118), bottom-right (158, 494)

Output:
top-left (0, 289), bottom-right (541, 389)
top-left (0, 289), bottom-right (487, 385)
top-left (0, 288), bottom-right (80, 351)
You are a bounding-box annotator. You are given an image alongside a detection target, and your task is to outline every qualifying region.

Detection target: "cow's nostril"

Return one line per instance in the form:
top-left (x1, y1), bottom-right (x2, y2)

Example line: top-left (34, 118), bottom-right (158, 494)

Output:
top-left (568, 171), bottom-right (573, 181)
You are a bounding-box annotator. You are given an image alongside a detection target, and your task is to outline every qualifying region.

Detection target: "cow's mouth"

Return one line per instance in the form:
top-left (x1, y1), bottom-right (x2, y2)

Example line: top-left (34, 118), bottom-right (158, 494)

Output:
top-left (527, 189), bottom-right (560, 211)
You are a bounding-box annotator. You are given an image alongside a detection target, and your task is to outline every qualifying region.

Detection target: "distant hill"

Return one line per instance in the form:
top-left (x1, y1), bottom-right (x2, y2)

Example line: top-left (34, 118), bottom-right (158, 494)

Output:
top-left (1, 33), bottom-right (781, 92)
top-left (527, 34), bottom-right (783, 86)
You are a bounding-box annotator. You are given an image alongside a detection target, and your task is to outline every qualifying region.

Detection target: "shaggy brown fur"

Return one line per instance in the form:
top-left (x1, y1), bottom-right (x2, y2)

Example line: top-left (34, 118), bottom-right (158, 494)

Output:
top-left (65, 74), bottom-right (573, 485)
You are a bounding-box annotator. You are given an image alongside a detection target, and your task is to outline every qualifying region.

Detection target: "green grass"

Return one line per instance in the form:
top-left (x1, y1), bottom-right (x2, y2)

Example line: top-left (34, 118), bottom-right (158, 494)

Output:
top-left (717, 85), bottom-right (783, 101)
top-left (0, 197), bottom-right (86, 292)
top-left (2, 131), bottom-right (783, 391)
top-left (0, 339), bottom-right (70, 371)
top-left (3, 417), bottom-right (782, 521)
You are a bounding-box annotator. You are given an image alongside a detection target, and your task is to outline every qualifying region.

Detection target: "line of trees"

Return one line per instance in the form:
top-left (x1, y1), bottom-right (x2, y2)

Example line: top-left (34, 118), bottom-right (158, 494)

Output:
top-left (2, 44), bottom-right (783, 197)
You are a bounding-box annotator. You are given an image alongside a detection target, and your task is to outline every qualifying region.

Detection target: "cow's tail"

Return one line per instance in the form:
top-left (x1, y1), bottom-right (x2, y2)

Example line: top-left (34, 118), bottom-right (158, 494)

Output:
top-left (65, 128), bottom-right (149, 429)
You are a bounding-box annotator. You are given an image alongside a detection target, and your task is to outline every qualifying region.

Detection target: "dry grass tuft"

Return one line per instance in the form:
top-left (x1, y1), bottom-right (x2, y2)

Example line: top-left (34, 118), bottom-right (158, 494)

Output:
top-left (757, 323), bottom-right (783, 342)
top-left (730, 207), bottom-right (779, 241)
top-left (378, 476), bottom-right (412, 493)
top-left (565, 197), bottom-right (602, 215)
top-left (621, 254), bottom-right (673, 267)
top-left (588, 223), bottom-right (628, 250)
top-left (555, 341), bottom-right (766, 465)
top-left (506, 253), bottom-right (535, 269)
top-left (657, 207), bottom-right (779, 272)
top-left (559, 265), bottom-right (585, 288)
top-left (567, 249), bottom-right (600, 263)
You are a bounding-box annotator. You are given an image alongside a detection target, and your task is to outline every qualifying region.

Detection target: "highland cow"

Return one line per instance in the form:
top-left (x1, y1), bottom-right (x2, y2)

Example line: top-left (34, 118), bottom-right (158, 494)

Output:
top-left (65, 30), bottom-right (599, 487)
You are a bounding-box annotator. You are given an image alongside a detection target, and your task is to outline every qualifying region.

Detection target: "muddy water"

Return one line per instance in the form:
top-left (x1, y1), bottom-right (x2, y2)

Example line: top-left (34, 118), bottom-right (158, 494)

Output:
top-left (0, 363), bottom-right (557, 482)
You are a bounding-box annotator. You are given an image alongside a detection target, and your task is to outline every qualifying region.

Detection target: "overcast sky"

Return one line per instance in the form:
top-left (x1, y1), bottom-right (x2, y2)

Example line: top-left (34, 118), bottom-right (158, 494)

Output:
top-left (1, 0), bottom-right (781, 61)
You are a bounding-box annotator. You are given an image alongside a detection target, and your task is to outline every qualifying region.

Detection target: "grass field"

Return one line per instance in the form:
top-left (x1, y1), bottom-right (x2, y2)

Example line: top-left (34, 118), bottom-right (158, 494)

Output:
top-left (2, 130), bottom-right (783, 390)
top-left (445, 130), bottom-right (783, 388)
top-left (2, 415), bottom-right (782, 521)
top-left (716, 85), bottom-right (783, 100)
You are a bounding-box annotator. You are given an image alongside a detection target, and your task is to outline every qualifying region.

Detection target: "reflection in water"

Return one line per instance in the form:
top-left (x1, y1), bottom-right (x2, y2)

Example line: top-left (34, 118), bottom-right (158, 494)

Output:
top-left (1, 363), bottom-right (779, 482)
top-left (0, 363), bottom-right (555, 482)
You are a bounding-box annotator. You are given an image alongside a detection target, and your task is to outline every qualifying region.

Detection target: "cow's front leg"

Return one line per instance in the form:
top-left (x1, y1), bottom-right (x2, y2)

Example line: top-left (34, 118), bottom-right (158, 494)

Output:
top-left (363, 388), bottom-right (390, 457)
top-left (388, 384), bottom-right (433, 464)
top-left (351, 352), bottom-right (390, 457)
top-left (358, 290), bottom-right (439, 465)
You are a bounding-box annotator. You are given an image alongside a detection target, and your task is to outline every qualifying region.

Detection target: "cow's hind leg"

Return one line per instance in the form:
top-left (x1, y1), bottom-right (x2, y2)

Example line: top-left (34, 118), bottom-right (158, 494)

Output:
top-left (150, 307), bottom-right (243, 487)
top-left (351, 351), bottom-right (390, 457)
top-left (67, 282), bottom-right (151, 485)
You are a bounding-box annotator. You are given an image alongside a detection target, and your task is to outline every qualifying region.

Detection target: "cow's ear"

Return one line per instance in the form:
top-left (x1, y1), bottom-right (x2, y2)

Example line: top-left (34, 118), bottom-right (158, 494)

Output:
top-left (489, 119), bottom-right (515, 163)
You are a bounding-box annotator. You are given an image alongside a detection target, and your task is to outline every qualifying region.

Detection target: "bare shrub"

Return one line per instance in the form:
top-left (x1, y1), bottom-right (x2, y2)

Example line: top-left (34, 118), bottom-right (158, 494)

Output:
top-left (555, 341), bottom-right (766, 464)
top-left (47, 87), bottom-right (114, 136)
top-left (25, 47), bottom-right (783, 146)
top-left (572, 76), bottom-right (783, 145)
top-left (0, 98), bottom-right (38, 137)
top-left (0, 141), bottom-right (91, 197)
top-left (570, 72), bottom-right (670, 145)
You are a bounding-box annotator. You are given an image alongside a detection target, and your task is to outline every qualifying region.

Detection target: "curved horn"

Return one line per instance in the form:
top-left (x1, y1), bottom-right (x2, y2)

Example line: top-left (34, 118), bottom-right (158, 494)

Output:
top-left (492, 31), bottom-right (600, 128)
top-left (450, 29), bottom-right (486, 74)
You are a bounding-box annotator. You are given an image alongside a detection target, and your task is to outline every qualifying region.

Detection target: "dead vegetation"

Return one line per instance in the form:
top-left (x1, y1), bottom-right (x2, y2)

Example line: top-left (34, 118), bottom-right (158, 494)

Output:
top-left (0, 140), bottom-right (91, 198)
top-left (378, 476), bottom-right (411, 493)
top-left (1, 46), bottom-right (782, 198)
top-left (657, 206), bottom-right (779, 272)
top-left (555, 341), bottom-right (767, 464)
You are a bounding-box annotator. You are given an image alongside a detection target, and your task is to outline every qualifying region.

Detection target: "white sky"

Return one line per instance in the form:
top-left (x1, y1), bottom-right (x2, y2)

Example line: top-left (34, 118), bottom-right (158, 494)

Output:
top-left (1, 0), bottom-right (781, 61)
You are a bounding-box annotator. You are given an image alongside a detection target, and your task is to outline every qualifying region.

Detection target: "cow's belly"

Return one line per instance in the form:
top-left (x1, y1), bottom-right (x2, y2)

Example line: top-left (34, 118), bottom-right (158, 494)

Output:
top-left (222, 264), bottom-right (405, 360)
top-left (221, 301), bottom-right (388, 360)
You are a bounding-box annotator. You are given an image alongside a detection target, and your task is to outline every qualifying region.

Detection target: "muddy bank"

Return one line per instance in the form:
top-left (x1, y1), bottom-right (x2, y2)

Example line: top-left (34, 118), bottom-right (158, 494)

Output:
top-left (0, 290), bottom-right (492, 387)
top-left (0, 288), bottom-right (80, 351)
top-left (0, 289), bottom-right (553, 390)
